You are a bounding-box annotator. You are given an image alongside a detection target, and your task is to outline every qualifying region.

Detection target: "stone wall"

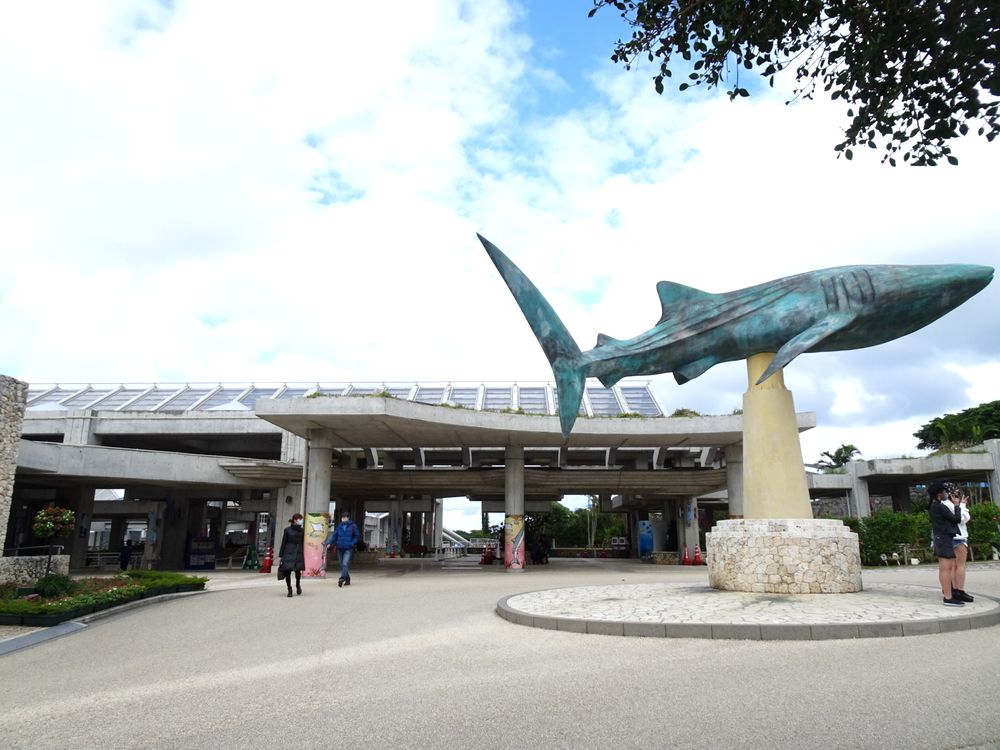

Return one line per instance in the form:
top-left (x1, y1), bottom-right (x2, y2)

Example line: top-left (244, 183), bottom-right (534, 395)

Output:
top-left (707, 518), bottom-right (862, 594)
top-left (0, 374), bottom-right (27, 556)
top-left (0, 555), bottom-right (70, 585)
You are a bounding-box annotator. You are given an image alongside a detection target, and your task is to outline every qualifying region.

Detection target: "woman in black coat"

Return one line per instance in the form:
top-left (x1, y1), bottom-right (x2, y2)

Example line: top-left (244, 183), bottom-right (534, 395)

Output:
top-left (278, 513), bottom-right (306, 597)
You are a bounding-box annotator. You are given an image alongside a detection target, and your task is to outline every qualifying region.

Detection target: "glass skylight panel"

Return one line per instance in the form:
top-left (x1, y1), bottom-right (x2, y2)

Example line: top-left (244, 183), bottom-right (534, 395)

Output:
top-left (91, 389), bottom-right (146, 410)
top-left (126, 388), bottom-right (183, 411)
top-left (484, 387), bottom-right (512, 411)
top-left (160, 388), bottom-right (213, 411)
top-left (517, 387), bottom-right (548, 413)
top-left (27, 388), bottom-right (77, 407)
top-left (193, 388), bottom-right (246, 411)
top-left (347, 387), bottom-right (375, 396)
top-left (448, 388), bottom-right (478, 408)
top-left (386, 387), bottom-right (412, 399)
top-left (415, 387), bottom-right (443, 404)
top-left (239, 387), bottom-right (278, 408)
top-left (274, 387), bottom-right (310, 399)
top-left (553, 388), bottom-right (588, 416)
top-left (587, 386), bottom-right (623, 416)
top-left (60, 388), bottom-right (113, 409)
top-left (620, 386), bottom-right (662, 416)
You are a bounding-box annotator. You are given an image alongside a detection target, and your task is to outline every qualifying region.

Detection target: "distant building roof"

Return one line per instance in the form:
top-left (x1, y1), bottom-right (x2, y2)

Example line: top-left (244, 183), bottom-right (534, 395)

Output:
top-left (24, 380), bottom-right (664, 419)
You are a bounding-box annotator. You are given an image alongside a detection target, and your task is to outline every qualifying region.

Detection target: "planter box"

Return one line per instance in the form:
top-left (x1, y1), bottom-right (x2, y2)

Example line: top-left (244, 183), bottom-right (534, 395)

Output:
top-left (174, 583), bottom-right (204, 593)
top-left (22, 611), bottom-right (73, 627)
top-left (0, 612), bottom-right (24, 626)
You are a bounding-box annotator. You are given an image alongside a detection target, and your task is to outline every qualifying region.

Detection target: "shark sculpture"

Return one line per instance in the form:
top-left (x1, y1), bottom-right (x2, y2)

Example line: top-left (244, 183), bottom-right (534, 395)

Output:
top-left (477, 234), bottom-right (993, 438)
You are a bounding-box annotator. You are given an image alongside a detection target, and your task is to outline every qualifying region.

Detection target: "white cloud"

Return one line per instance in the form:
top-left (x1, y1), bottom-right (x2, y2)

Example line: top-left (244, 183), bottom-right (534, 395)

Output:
top-left (1, 0), bottom-right (997, 464)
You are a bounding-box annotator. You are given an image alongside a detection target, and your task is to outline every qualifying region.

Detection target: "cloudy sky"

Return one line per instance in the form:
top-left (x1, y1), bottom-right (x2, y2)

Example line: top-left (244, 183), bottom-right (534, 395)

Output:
top-left (2, 2), bottom-right (997, 531)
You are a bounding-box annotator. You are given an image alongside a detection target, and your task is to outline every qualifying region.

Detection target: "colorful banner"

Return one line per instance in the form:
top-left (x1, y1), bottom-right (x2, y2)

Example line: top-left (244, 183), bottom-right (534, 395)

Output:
top-left (504, 514), bottom-right (524, 570)
top-left (303, 512), bottom-right (329, 577)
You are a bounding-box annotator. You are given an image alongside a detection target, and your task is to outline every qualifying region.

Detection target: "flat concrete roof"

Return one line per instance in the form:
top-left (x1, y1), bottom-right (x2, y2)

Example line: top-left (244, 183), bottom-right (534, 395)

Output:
top-left (255, 396), bottom-right (816, 449)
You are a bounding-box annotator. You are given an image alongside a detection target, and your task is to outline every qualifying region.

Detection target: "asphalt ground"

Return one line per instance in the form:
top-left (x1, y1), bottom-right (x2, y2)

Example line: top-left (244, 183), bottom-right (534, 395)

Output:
top-left (2, 559), bottom-right (1000, 750)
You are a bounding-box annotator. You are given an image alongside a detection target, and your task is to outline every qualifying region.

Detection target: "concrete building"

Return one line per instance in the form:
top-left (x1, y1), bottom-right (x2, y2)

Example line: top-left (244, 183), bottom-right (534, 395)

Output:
top-left (5, 380), bottom-right (999, 572)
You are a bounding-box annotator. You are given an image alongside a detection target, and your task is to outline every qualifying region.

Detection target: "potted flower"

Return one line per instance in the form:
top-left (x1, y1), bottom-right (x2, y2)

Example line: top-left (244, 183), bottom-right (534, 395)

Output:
top-left (32, 506), bottom-right (75, 575)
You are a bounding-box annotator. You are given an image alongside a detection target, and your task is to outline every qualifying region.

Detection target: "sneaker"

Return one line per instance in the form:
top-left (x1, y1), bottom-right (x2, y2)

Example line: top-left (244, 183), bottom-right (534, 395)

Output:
top-left (943, 597), bottom-right (965, 607)
top-left (954, 589), bottom-right (974, 602)
top-left (338, 579), bottom-right (344, 588)
top-left (344, 580), bottom-right (351, 586)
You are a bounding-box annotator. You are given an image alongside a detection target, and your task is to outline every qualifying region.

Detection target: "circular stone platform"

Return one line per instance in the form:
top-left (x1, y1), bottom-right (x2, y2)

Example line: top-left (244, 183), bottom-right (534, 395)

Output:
top-left (496, 583), bottom-right (1000, 640)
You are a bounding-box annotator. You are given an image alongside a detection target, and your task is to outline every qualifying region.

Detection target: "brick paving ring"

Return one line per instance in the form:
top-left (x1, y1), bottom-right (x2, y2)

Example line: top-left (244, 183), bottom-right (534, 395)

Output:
top-left (496, 582), bottom-right (1000, 640)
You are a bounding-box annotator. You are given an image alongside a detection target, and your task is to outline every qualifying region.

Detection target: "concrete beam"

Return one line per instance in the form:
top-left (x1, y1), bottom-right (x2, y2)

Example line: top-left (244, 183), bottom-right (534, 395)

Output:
top-left (16, 440), bottom-right (280, 489)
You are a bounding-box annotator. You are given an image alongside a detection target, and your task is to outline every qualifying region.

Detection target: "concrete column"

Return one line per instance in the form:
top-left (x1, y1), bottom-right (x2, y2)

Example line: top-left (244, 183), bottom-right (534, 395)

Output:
top-left (144, 502), bottom-right (165, 569)
top-left (305, 429), bottom-right (334, 516)
top-left (109, 517), bottom-right (127, 553)
top-left (63, 410), bottom-right (98, 446)
top-left (412, 511), bottom-right (424, 546)
top-left (432, 498), bottom-right (444, 552)
top-left (681, 497), bottom-right (701, 558)
top-left (214, 501), bottom-right (228, 550)
top-left (161, 494), bottom-right (191, 570)
top-left (724, 444), bottom-right (744, 518)
top-left (280, 431), bottom-right (307, 464)
top-left (985, 439), bottom-right (1000, 508)
top-left (389, 499), bottom-right (401, 556)
top-left (741, 353), bottom-right (812, 518)
top-left (845, 462), bottom-right (872, 518)
top-left (68, 485), bottom-right (95, 569)
top-left (504, 446), bottom-right (525, 571)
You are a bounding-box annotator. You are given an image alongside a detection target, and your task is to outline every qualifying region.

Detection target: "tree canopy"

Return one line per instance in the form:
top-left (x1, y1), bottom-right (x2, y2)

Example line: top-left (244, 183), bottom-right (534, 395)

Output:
top-left (913, 400), bottom-right (1000, 449)
top-left (589, 1), bottom-right (999, 165)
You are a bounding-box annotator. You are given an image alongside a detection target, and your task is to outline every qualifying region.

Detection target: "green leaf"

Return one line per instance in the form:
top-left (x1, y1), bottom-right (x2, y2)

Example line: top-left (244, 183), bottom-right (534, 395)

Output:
top-left (946, 155), bottom-right (959, 165)
top-left (845, 149), bottom-right (853, 160)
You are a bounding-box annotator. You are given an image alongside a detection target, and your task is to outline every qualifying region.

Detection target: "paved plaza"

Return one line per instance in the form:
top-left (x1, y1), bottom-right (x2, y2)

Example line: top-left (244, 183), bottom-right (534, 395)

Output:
top-left (2, 559), bottom-right (1000, 749)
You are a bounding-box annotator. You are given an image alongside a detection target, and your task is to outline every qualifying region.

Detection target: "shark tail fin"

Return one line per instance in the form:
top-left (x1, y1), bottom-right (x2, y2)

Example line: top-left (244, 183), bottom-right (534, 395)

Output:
top-left (477, 234), bottom-right (586, 437)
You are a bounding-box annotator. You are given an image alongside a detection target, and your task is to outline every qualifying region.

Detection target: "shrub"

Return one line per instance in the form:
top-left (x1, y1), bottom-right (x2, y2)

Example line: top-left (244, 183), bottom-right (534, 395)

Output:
top-left (968, 503), bottom-right (1000, 545)
top-left (34, 573), bottom-right (72, 598)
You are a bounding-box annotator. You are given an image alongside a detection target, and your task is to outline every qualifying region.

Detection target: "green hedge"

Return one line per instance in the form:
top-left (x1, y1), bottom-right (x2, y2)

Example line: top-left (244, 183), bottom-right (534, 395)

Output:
top-left (842, 506), bottom-right (999, 566)
top-left (0, 571), bottom-right (207, 625)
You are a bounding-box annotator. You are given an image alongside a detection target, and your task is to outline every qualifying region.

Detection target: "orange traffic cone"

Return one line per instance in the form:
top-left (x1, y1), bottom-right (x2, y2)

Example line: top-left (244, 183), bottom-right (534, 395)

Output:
top-left (259, 546), bottom-right (273, 574)
top-left (692, 544), bottom-right (703, 566)
top-left (682, 544), bottom-right (691, 565)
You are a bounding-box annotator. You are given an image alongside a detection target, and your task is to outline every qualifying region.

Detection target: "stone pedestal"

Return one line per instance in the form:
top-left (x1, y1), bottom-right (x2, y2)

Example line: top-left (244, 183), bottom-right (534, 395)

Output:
top-left (707, 518), bottom-right (862, 593)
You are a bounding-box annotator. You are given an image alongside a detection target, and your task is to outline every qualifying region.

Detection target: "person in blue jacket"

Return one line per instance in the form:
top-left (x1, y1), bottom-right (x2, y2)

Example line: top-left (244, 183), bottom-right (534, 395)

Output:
top-left (325, 510), bottom-right (361, 587)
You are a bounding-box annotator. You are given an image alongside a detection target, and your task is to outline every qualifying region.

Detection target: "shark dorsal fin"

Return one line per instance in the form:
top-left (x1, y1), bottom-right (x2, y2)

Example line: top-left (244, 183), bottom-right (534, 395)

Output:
top-left (656, 281), bottom-right (718, 321)
top-left (595, 333), bottom-right (623, 347)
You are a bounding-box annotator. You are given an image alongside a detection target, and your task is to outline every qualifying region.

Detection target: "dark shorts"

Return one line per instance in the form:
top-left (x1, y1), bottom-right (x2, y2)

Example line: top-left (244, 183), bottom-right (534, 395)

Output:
top-left (933, 534), bottom-right (956, 559)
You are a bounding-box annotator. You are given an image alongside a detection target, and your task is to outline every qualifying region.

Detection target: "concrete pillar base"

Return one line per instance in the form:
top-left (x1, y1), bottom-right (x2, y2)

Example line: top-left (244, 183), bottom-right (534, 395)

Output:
top-left (707, 518), bottom-right (862, 594)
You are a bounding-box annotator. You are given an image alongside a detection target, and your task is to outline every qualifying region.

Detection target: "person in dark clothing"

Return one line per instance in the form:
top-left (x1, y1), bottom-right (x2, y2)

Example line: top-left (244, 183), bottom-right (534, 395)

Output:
top-left (928, 481), bottom-right (966, 607)
top-left (325, 510), bottom-right (361, 587)
top-left (119, 540), bottom-right (133, 571)
top-left (278, 513), bottom-right (306, 597)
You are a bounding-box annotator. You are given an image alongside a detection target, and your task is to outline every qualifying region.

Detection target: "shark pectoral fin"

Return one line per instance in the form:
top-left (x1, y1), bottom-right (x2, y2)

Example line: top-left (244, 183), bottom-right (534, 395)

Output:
top-left (756, 314), bottom-right (854, 384)
top-left (673, 356), bottom-right (717, 385)
top-left (595, 333), bottom-right (623, 347)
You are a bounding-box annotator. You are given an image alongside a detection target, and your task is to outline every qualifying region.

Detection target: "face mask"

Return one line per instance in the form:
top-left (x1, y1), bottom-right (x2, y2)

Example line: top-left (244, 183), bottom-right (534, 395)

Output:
top-left (341, 518), bottom-right (349, 524)
top-left (294, 520), bottom-right (303, 526)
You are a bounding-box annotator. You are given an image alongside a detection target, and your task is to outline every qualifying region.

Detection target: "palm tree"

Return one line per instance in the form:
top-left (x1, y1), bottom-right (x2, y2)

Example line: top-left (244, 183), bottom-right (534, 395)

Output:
top-left (816, 444), bottom-right (861, 472)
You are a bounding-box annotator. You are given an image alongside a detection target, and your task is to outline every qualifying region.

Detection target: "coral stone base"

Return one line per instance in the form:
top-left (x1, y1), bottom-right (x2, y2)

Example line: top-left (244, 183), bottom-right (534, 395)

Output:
top-left (707, 519), bottom-right (862, 594)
